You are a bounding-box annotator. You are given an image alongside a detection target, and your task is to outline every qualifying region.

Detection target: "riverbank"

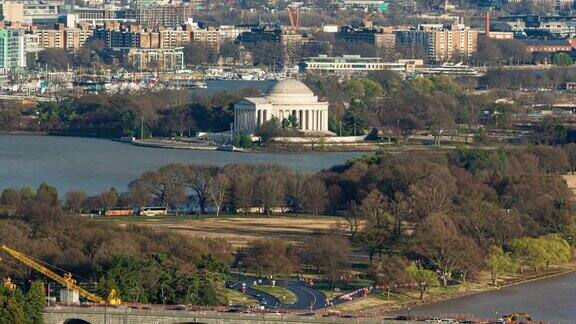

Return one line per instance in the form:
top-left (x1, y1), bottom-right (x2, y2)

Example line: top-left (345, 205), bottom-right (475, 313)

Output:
top-left (329, 262), bottom-right (576, 318)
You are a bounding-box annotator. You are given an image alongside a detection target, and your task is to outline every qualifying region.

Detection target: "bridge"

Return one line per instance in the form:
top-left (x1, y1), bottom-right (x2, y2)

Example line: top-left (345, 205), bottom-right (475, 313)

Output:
top-left (43, 306), bottom-right (413, 324)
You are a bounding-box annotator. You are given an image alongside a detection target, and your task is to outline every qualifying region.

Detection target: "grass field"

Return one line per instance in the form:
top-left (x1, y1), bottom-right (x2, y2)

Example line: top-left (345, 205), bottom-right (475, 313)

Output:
top-left (223, 288), bottom-right (258, 307)
top-left (251, 285), bottom-right (297, 304)
top-left (104, 215), bottom-right (342, 247)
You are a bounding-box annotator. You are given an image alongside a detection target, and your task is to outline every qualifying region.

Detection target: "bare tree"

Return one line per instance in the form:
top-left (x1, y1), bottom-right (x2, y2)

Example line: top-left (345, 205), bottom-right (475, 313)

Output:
top-left (343, 201), bottom-right (363, 239)
top-left (306, 234), bottom-right (351, 290)
top-left (288, 174), bottom-right (308, 216)
top-left (207, 173), bottom-right (230, 217)
top-left (303, 176), bottom-right (327, 216)
top-left (242, 239), bottom-right (298, 282)
top-left (65, 191), bottom-right (87, 213)
top-left (414, 213), bottom-right (475, 287)
top-left (185, 165), bottom-right (218, 214)
top-left (255, 173), bottom-right (286, 216)
top-left (128, 164), bottom-right (186, 207)
top-left (98, 188), bottom-right (119, 210)
top-left (128, 183), bottom-right (153, 209)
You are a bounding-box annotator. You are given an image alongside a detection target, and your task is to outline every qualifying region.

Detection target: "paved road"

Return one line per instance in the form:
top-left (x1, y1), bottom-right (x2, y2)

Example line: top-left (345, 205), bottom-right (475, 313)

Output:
top-left (285, 281), bottom-right (327, 310)
top-left (234, 278), bottom-right (329, 310)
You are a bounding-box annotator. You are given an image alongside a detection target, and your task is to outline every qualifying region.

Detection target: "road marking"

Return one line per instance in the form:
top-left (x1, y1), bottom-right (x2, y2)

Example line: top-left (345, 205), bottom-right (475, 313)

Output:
top-left (296, 284), bottom-right (317, 309)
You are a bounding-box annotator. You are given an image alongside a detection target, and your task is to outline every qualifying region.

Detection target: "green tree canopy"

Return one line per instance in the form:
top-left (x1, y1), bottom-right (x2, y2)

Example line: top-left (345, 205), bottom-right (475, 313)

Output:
top-left (24, 281), bottom-right (45, 324)
top-left (486, 246), bottom-right (517, 286)
top-left (553, 52), bottom-right (573, 66)
top-left (405, 263), bottom-right (438, 299)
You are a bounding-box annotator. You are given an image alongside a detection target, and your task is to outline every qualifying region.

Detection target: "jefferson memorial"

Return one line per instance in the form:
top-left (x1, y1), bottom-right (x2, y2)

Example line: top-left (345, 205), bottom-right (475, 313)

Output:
top-left (234, 79), bottom-right (329, 134)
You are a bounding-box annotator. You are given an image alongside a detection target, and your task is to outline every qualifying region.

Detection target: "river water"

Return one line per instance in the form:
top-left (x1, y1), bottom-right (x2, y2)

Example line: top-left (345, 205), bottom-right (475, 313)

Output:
top-left (409, 272), bottom-right (576, 322)
top-left (0, 135), bottom-right (360, 194)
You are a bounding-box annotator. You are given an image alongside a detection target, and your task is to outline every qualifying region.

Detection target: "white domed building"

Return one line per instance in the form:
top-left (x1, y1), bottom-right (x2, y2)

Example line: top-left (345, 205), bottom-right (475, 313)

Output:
top-left (234, 79), bottom-right (329, 134)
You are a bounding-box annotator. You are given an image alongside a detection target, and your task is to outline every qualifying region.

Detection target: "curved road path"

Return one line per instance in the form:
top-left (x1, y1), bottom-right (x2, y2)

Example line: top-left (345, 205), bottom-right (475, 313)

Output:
top-left (234, 278), bottom-right (330, 310)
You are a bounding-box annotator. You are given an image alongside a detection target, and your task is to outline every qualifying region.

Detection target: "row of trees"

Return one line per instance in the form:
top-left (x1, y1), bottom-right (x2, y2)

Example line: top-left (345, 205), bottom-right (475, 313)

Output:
top-left (2, 144), bottom-right (576, 305)
top-left (128, 164), bottom-right (328, 216)
top-left (239, 235), bottom-right (352, 290)
top-left (0, 183), bottom-right (234, 307)
top-left (487, 234), bottom-right (572, 286)
top-left (5, 89), bottom-right (251, 138)
top-left (4, 68), bottom-right (576, 146)
top-left (0, 281), bottom-right (45, 324)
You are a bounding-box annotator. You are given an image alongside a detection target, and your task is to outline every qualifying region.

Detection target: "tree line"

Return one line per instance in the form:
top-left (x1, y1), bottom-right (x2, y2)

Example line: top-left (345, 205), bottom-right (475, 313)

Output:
top-left (1, 144), bottom-right (576, 307)
top-left (0, 183), bottom-right (234, 310)
top-left (3, 71), bottom-right (575, 145)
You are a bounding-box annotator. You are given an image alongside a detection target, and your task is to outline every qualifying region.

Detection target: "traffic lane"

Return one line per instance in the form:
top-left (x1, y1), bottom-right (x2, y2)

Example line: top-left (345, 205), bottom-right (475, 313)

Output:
top-left (236, 278), bottom-right (328, 310)
top-left (228, 280), bottom-right (281, 308)
top-left (245, 287), bottom-right (281, 309)
top-left (285, 281), bottom-right (327, 310)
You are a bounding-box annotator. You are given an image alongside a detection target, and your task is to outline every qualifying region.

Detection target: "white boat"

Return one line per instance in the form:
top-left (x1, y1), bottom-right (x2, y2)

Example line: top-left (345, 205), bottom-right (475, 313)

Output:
top-left (191, 81), bottom-right (208, 89)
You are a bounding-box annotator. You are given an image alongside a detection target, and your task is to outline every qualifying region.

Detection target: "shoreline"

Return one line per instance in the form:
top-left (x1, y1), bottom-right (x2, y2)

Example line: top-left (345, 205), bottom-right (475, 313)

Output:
top-left (399, 267), bottom-right (575, 312)
top-left (343, 263), bottom-right (576, 317)
top-left (0, 132), bottom-right (385, 154)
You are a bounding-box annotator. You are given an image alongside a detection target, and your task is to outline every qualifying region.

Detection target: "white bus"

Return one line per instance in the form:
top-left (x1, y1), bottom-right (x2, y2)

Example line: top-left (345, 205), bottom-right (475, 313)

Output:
top-left (139, 207), bottom-right (168, 216)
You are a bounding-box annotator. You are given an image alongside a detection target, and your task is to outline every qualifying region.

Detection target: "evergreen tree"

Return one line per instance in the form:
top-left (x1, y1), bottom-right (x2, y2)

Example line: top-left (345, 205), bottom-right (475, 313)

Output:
top-left (25, 281), bottom-right (45, 324)
top-left (197, 275), bottom-right (222, 306)
top-left (0, 286), bottom-right (25, 324)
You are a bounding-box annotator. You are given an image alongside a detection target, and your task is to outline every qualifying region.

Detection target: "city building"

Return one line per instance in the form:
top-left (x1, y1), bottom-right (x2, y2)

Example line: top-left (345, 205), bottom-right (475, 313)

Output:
top-left (135, 5), bottom-right (194, 28)
top-left (521, 37), bottom-right (572, 53)
top-left (336, 25), bottom-right (396, 49)
top-left (160, 28), bottom-right (190, 48)
top-left (35, 28), bottom-right (65, 49)
top-left (94, 27), bottom-right (141, 48)
top-left (338, 0), bottom-right (390, 12)
top-left (234, 79), bottom-right (329, 134)
top-left (0, 28), bottom-right (26, 72)
top-left (22, 2), bottom-right (60, 25)
top-left (2, 1), bottom-right (24, 23)
top-left (484, 11), bottom-right (514, 40)
top-left (192, 26), bottom-right (221, 56)
top-left (396, 23), bottom-right (478, 62)
top-left (139, 30), bottom-right (160, 48)
top-left (237, 23), bottom-right (281, 43)
top-left (65, 27), bottom-right (94, 51)
top-left (126, 47), bottom-right (184, 70)
top-left (131, 0), bottom-right (159, 9)
top-left (429, 24), bottom-right (478, 61)
top-left (301, 54), bottom-right (416, 72)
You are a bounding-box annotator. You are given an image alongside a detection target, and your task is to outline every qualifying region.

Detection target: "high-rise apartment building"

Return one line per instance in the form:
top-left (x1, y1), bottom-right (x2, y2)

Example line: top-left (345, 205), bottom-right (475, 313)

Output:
top-left (0, 28), bottom-right (26, 71)
top-left (35, 28), bottom-right (65, 48)
top-left (428, 24), bottom-right (478, 61)
top-left (135, 5), bottom-right (193, 28)
top-left (159, 28), bottom-right (191, 48)
top-left (65, 28), bottom-right (94, 51)
top-left (395, 23), bottom-right (478, 62)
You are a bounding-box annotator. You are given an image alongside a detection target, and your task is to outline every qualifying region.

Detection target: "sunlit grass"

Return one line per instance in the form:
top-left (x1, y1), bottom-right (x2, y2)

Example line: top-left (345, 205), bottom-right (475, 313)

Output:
top-left (251, 285), bottom-right (297, 304)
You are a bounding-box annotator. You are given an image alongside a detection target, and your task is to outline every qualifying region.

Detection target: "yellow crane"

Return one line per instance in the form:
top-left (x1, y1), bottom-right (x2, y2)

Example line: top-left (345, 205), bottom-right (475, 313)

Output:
top-left (0, 244), bottom-right (121, 305)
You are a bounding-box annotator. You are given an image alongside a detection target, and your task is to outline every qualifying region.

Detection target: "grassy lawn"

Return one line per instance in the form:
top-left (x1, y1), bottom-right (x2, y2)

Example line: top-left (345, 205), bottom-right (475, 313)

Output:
top-left (223, 288), bottom-right (258, 307)
top-left (98, 215), bottom-right (342, 247)
top-left (251, 285), bottom-right (297, 304)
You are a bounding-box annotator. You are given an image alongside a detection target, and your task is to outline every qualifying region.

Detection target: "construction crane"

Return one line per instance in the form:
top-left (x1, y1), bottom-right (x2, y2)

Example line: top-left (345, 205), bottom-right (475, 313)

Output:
top-left (3, 277), bottom-right (16, 290)
top-left (0, 244), bottom-right (121, 305)
top-left (287, 5), bottom-right (300, 29)
top-left (503, 313), bottom-right (532, 322)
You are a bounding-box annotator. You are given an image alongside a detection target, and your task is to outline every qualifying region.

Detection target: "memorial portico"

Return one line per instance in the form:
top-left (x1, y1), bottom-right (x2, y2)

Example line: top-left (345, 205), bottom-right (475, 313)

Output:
top-left (234, 79), bottom-right (330, 133)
